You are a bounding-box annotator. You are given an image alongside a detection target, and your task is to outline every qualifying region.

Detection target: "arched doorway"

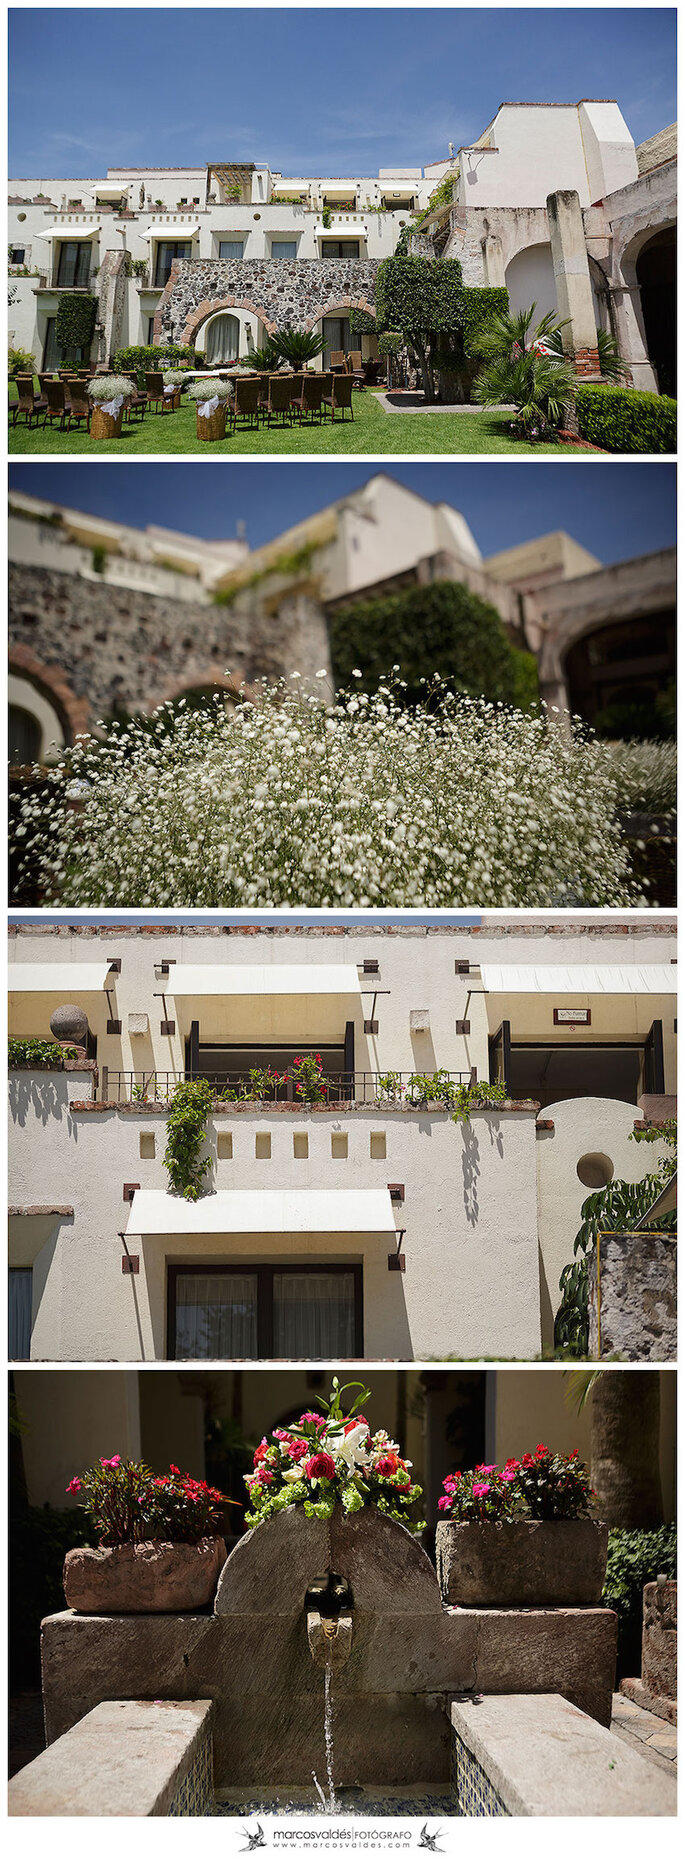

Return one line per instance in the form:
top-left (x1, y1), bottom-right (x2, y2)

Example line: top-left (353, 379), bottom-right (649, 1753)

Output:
top-left (504, 243), bottom-right (558, 321)
top-left (564, 609), bottom-right (676, 739)
top-left (203, 312), bottom-right (240, 365)
top-left (636, 227), bottom-right (676, 396)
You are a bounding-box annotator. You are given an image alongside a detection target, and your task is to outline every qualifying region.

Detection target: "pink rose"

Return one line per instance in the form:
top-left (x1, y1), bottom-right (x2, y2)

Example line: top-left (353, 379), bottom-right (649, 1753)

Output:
top-left (287, 1440), bottom-right (309, 1462)
top-left (254, 1468), bottom-right (274, 1487)
top-left (438, 1495), bottom-right (452, 1512)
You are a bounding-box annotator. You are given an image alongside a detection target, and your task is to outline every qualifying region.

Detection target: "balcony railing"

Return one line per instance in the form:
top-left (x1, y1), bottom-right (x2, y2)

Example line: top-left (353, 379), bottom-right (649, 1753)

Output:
top-left (49, 269), bottom-right (98, 290)
top-left (97, 1068), bottom-right (475, 1107)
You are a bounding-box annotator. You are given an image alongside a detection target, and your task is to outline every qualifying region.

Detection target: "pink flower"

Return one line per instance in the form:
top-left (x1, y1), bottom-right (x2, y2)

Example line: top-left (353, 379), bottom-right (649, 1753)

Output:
top-left (254, 1468), bottom-right (274, 1487)
top-left (287, 1440), bottom-right (309, 1462)
top-left (305, 1451), bottom-right (336, 1482)
top-left (472, 1482), bottom-right (491, 1498)
top-left (66, 1477), bottom-right (81, 1495)
top-left (438, 1495), bottom-right (452, 1512)
top-left (501, 1469), bottom-right (517, 1483)
top-left (299, 1411), bottom-right (325, 1428)
top-left (100, 1455), bottom-right (121, 1470)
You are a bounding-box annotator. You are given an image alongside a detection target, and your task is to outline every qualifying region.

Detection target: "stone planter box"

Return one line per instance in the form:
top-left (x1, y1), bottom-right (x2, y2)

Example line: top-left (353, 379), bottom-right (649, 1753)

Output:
top-left (435, 1519), bottom-right (608, 1608)
top-left (63, 1537), bottom-right (227, 1614)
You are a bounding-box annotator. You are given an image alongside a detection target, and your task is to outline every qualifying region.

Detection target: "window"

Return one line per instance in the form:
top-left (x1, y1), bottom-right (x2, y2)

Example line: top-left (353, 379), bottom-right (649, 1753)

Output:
top-left (153, 240), bottom-right (192, 288)
top-left (55, 240), bottom-right (92, 288)
top-left (321, 240), bottom-right (360, 259)
top-left (146, 316), bottom-right (156, 344)
top-left (169, 1265), bottom-right (362, 1359)
top-left (218, 240), bottom-right (245, 261)
top-left (9, 705), bottom-right (41, 765)
top-left (271, 240), bottom-right (297, 260)
top-left (9, 1268), bottom-right (33, 1360)
top-left (490, 1027), bottom-right (645, 1109)
top-left (9, 246), bottom-right (25, 264)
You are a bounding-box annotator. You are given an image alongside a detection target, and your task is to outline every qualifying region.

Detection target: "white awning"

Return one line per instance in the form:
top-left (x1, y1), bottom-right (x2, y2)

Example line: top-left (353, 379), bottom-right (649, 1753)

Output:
top-left (126, 1188), bottom-right (395, 1237)
top-left (170, 964), bottom-right (361, 999)
top-left (36, 223), bottom-right (100, 239)
top-left (9, 963), bottom-right (112, 994)
top-left (87, 185), bottom-right (128, 199)
top-left (479, 964), bottom-right (676, 996)
top-left (143, 223), bottom-right (200, 239)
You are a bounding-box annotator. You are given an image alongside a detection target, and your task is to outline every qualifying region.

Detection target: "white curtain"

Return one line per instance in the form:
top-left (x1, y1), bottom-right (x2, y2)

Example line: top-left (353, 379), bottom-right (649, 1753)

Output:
top-left (205, 314), bottom-right (240, 366)
top-left (273, 1272), bottom-right (356, 1359)
top-left (174, 1273), bottom-right (257, 1359)
top-left (9, 1268), bottom-right (33, 1361)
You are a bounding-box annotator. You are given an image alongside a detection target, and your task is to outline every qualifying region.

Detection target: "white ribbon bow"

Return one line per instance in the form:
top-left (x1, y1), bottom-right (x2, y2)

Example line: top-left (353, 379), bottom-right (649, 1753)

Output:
top-left (100, 395), bottom-right (124, 418)
top-left (198, 395), bottom-right (220, 418)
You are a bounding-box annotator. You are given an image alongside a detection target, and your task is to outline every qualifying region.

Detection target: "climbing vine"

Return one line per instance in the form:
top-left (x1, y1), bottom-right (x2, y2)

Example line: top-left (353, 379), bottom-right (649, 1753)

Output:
top-left (163, 1078), bottom-right (215, 1200)
top-left (55, 293), bottom-right (97, 359)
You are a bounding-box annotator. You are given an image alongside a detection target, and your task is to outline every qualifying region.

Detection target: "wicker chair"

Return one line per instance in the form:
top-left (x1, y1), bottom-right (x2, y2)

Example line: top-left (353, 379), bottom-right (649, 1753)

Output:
top-left (13, 374), bottom-right (40, 426)
top-left (347, 349), bottom-right (365, 390)
top-left (44, 379), bottom-right (67, 429)
top-left (263, 374), bottom-right (293, 426)
top-left (292, 373), bottom-right (324, 423)
top-left (66, 378), bottom-right (91, 431)
top-left (230, 375), bottom-right (260, 432)
top-left (123, 373), bottom-right (148, 423)
top-left (322, 372), bottom-right (354, 421)
top-left (329, 350), bottom-right (347, 374)
top-left (145, 371), bottom-right (171, 414)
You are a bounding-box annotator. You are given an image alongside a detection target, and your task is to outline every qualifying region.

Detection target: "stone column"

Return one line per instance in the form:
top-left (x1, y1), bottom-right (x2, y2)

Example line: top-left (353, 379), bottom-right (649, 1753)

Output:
top-left (610, 280), bottom-right (658, 393)
top-left (546, 190), bottom-right (600, 376)
top-left (482, 233), bottom-right (506, 288)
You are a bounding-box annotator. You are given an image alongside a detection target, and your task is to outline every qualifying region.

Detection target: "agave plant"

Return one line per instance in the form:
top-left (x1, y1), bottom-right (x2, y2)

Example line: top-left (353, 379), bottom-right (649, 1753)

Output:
top-left (272, 327), bottom-right (325, 370)
top-left (473, 304), bottom-right (577, 438)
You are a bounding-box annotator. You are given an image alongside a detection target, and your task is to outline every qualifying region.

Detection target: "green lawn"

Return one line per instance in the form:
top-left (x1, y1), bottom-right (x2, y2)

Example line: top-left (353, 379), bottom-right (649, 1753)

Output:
top-left (8, 386), bottom-right (593, 456)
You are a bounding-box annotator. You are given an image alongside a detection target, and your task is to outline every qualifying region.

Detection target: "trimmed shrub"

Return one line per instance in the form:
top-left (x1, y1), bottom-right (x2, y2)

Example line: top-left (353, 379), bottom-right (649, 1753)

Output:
top-left (576, 384), bottom-right (676, 454)
top-left (375, 254), bottom-right (465, 336)
top-left (603, 1525), bottom-right (677, 1679)
top-left (329, 580), bottom-right (539, 710)
top-left (348, 308), bottom-right (377, 335)
top-left (54, 293), bottom-right (97, 360)
top-left (113, 341), bottom-right (195, 385)
top-left (458, 286), bottom-right (509, 352)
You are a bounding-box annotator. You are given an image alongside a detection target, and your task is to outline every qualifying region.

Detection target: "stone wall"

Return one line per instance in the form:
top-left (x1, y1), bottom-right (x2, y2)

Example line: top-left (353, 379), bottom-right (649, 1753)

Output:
top-left (9, 562), bottom-right (331, 731)
top-left (156, 257), bottom-right (380, 344)
top-left (589, 1229), bottom-right (677, 1360)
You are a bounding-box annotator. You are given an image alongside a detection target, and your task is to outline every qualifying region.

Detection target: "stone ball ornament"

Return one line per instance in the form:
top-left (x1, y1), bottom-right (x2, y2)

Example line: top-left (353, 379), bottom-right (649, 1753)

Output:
top-left (49, 1003), bottom-right (89, 1049)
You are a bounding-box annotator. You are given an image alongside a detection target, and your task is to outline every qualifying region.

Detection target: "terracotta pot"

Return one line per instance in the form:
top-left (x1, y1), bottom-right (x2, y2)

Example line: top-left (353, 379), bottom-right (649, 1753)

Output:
top-left (435, 1518), bottom-right (608, 1608)
top-left (63, 1536), bottom-right (227, 1614)
top-left (90, 404), bottom-right (125, 439)
top-left (196, 403), bottom-right (227, 441)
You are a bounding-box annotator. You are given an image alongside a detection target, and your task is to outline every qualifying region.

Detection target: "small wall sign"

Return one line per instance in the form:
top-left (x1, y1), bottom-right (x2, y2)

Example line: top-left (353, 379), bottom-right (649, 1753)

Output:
top-left (553, 1007), bottom-right (591, 1026)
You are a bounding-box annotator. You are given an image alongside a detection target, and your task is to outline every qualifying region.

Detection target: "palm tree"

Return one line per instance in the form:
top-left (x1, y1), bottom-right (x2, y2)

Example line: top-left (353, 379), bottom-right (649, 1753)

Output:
top-left (567, 1370), bottom-right (663, 1527)
top-left (473, 304), bottom-right (577, 439)
top-left (273, 327), bottom-right (325, 371)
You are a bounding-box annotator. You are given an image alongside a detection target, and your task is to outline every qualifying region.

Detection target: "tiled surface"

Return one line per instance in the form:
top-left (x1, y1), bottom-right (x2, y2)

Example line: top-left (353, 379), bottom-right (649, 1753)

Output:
top-left (611, 1693), bottom-right (678, 1775)
top-left (215, 1787), bottom-right (457, 1817)
top-left (452, 1733), bottom-right (510, 1817)
top-left (168, 1730), bottom-right (214, 1816)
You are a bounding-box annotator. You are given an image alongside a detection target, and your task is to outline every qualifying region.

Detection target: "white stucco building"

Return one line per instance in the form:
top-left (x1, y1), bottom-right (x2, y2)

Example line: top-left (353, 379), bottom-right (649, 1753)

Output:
top-left (8, 916), bottom-right (675, 1366)
top-left (8, 99), bottom-right (676, 391)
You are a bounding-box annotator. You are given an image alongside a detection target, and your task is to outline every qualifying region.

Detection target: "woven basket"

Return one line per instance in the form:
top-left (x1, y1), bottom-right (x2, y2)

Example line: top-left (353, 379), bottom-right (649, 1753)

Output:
top-left (90, 405), bottom-right (124, 439)
top-left (196, 404), bottom-right (227, 442)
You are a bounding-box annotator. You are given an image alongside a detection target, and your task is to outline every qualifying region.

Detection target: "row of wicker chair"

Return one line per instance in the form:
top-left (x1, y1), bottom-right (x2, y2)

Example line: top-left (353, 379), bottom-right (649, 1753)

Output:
top-left (10, 365), bottom-right (356, 435)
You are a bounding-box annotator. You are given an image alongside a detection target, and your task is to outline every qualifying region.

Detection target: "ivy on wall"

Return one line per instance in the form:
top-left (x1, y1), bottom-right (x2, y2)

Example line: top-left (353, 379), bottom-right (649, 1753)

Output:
top-left (329, 580), bottom-right (539, 712)
top-left (54, 293), bottom-right (97, 358)
top-left (163, 1077), bottom-right (215, 1200)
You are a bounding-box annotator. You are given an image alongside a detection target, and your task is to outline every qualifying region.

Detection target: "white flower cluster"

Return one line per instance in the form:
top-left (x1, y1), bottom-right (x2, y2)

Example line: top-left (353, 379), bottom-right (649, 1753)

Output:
top-left (598, 739), bottom-right (676, 817)
top-left (14, 678), bottom-right (645, 907)
top-left (86, 375), bottom-right (135, 402)
top-left (186, 376), bottom-right (232, 402)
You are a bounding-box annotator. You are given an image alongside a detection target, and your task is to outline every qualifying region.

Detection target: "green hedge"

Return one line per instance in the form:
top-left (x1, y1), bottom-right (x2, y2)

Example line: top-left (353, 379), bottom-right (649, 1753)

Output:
top-left (54, 293), bottom-right (97, 359)
top-left (576, 384), bottom-right (676, 454)
top-left (8, 1038), bottom-right (74, 1068)
top-left (603, 1525), bottom-right (677, 1679)
top-left (112, 341), bottom-right (196, 385)
top-left (348, 308), bottom-right (377, 335)
top-left (458, 286), bottom-right (509, 351)
top-left (375, 255), bottom-right (465, 333)
top-left (329, 579), bottom-right (540, 711)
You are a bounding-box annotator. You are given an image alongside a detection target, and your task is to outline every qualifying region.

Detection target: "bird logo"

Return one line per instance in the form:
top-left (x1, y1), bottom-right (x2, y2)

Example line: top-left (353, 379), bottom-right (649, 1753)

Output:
top-left (241, 1823), bottom-right (267, 1850)
top-left (418, 1826), bottom-right (444, 1852)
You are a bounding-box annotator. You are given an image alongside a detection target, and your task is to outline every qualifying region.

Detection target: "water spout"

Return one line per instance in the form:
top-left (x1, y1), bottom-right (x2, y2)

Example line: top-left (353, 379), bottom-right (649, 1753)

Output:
top-left (312, 1642), bottom-right (337, 1813)
top-left (306, 1608), bottom-right (353, 1669)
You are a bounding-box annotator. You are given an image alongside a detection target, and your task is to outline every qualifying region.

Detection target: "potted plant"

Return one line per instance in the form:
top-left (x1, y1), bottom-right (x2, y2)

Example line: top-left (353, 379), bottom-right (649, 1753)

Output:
top-left (435, 1445), bottom-right (608, 1607)
top-left (243, 1377), bottom-right (425, 1533)
top-left (187, 375), bottom-right (232, 441)
top-left (62, 1456), bottom-right (228, 1612)
top-left (87, 374), bottom-right (134, 439)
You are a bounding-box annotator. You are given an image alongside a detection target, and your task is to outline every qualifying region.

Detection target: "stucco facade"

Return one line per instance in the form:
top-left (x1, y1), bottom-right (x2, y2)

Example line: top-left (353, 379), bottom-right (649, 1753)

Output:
top-left (8, 918), bottom-right (675, 1364)
top-left (8, 101), bottom-right (676, 392)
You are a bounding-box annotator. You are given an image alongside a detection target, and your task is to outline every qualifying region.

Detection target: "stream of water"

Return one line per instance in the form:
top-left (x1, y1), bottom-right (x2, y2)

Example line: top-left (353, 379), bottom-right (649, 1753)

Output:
top-left (312, 1645), bottom-right (337, 1813)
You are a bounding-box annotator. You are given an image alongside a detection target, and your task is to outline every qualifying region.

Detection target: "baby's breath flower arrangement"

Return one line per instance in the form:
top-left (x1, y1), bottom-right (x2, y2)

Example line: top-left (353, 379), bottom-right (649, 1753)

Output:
top-left (86, 374), bottom-right (135, 402)
top-left (244, 1379), bottom-right (425, 1534)
top-left (186, 376), bottom-right (232, 403)
top-left (13, 675), bottom-right (643, 908)
top-left (162, 368), bottom-right (187, 385)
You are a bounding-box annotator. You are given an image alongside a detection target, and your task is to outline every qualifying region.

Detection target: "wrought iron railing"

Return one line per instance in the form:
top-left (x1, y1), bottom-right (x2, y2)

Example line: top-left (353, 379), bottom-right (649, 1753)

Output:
top-left (97, 1068), bottom-right (475, 1107)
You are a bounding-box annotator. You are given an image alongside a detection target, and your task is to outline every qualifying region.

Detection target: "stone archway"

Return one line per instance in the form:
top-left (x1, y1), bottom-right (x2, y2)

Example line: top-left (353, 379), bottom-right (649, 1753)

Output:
top-left (635, 227), bottom-right (676, 397)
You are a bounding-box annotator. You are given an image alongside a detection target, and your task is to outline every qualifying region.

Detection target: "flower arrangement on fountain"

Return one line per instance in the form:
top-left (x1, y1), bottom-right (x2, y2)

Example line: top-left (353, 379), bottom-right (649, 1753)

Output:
top-left (244, 1378), bottom-right (425, 1533)
top-left (438, 1445), bottom-right (594, 1522)
top-left (65, 1455), bottom-right (229, 1544)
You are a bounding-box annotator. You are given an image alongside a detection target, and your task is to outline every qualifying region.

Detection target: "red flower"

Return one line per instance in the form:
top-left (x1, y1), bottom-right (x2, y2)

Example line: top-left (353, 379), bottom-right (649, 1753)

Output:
top-left (375, 1452), bottom-right (400, 1476)
top-left (66, 1476), bottom-right (81, 1494)
top-left (344, 1416), bottom-right (367, 1434)
top-left (535, 1444), bottom-right (548, 1458)
top-left (305, 1451), bottom-right (336, 1482)
top-left (169, 1463), bottom-right (181, 1476)
top-left (254, 1468), bottom-right (274, 1487)
top-left (253, 1438), bottom-right (270, 1465)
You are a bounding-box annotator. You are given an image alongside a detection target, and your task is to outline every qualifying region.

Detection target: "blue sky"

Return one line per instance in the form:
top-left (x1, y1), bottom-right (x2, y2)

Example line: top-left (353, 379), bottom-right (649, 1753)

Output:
top-left (9, 8), bottom-right (676, 175)
top-left (9, 462), bottom-right (677, 564)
